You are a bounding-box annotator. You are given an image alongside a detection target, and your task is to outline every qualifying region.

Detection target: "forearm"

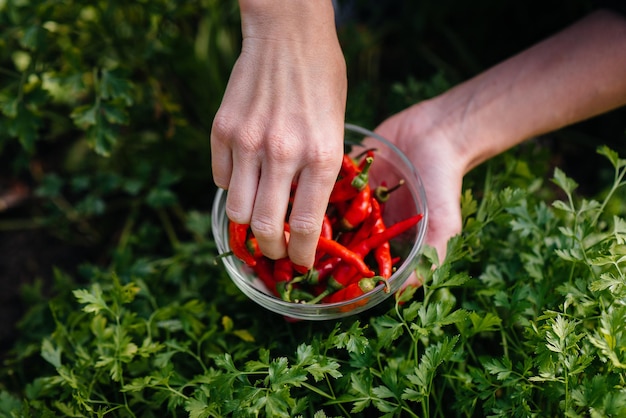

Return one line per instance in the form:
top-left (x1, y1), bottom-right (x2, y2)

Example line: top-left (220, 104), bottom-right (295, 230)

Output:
top-left (235, 0), bottom-right (345, 121)
top-left (214, 0), bottom-right (346, 266)
top-left (239, 0), bottom-right (337, 43)
top-left (438, 9), bottom-right (626, 174)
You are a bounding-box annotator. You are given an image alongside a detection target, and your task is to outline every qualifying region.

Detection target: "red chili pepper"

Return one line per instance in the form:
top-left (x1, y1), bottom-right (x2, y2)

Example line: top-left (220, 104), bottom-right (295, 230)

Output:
top-left (341, 184), bottom-right (372, 230)
top-left (327, 213), bottom-right (423, 290)
top-left (329, 177), bottom-right (361, 203)
top-left (346, 197), bottom-right (381, 247)
top-left (231, 149), bottom-right (424, 307)
top-left (372, 217), bottom-right (393, 279)
top-left (317, 236), bottom-right (374, 278)
top-left (327, 259), bottom-right (365, 290)
top-left (340, 154), bottom-right (359, 177)
top-left (297, 255), bottom-right (343, 288)
top-left (352, 213), bottom-right (424, 258)
top-left (251, 257), bottom-right (279, 296)
top-left (273, 257), bottom-right (294, 283)
top-left (323, 276), bottom-right (381, 303)
top-left (329, 156), bottom-right (373, 203)
top-left (293, 263), bottom-right (309, 275)
top-left (328, 199), bottom-right (349, 231)
top-left (228, 221), bottom-right (257, 267)
top-left (375, 244), bottom-right (392, 279)
top-left (325, 200), bottom-right (383, 290)
top-left (246, 236), bottom-right (263, 259)
top-left (321, 214), bottom-right (333, 240)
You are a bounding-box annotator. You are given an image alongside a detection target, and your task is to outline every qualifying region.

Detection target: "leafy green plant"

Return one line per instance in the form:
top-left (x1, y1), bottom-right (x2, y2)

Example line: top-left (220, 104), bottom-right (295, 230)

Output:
top-left (0, 0), bottom-right (241, 250)
top-left (2, 145), bottom-right (626, 417)
top-left (1, 0), bottom-right (239, 156)
top-left (2, 0), bottom-right (626, 417)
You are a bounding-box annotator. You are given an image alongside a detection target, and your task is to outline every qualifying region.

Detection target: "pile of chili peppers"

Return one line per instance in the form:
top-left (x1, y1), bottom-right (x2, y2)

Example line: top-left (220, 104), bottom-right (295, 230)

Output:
top-left (227, 148), bottom-right (424, 306)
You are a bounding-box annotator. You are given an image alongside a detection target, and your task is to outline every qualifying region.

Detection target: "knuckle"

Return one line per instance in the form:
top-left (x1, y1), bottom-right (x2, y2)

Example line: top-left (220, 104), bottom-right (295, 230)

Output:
top-left (236, 124), bottom-right (265, 155)
top-left (288, 214), bottom-right (321, 237)
top-left (212, 116), bottom-right (266, 157)
top-left (225, 206), bottom-right (249, 224)
top-left (308, 145), bottom-right (342, 167)
top-left (262, 133), bottom-right (343, 173)
top-left (213, 176), bottom-right (229, 190)
top-left (211, 113), bottom-right (235, 142)
top-left (250, 216), bottom-right (283, 240)
top-left (303, 144), bottom-right (343, 178)
top-left (264, 133), bottom-right (299, 164)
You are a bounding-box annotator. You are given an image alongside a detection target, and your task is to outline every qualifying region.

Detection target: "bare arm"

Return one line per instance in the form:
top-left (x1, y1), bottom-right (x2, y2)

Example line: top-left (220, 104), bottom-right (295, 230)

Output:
top-left (211, 0), bottom-right (347, 268)
top-left (446, 9), bottom-right (626, 173)
top-left (376, 9), bottom-right (626, 261)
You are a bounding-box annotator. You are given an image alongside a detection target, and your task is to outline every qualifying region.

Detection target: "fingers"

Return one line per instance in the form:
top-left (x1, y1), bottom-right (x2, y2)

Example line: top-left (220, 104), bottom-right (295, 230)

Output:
top-left (212, 121), bottom-right (342, 266)
top-left (213, 123), bottom-right (292, 259)
top-left (209, 21), bottom-right (347, 267)
top-left (250, 139), bottom-right (342, 266)
top-left (288, 157), bottom-right (341, 267)
top-left (224, 147), bottom-right (261, 224)
top-left (210, 122), bottom-right (233, 191)
top-left (212, 115), bottom-right (263, 226)
top-left (248, 157), bottom-right (295, 261)
top-left (213, 123), bottom-right (341, 265)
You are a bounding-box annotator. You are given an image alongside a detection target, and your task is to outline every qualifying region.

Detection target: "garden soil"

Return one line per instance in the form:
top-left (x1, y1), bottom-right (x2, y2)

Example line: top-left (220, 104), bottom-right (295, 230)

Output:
top-left (0, 228), bottom-right (91, 352)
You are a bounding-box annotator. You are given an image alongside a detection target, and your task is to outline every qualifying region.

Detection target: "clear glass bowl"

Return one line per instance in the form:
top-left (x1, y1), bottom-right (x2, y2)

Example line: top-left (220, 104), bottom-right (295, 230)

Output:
top-left (211, 123), bottom-right (429, 320)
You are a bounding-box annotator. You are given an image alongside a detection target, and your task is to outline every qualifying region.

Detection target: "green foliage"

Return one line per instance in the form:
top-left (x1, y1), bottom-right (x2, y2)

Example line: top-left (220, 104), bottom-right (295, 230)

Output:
top-left (0, 0), bottom-right (241, 248)
top-left (1, 0), bottom-right (239, 175)
top-left (2, 1), bottom-right (626, 417)
top-left (4, 146), bottom-right (626, 416)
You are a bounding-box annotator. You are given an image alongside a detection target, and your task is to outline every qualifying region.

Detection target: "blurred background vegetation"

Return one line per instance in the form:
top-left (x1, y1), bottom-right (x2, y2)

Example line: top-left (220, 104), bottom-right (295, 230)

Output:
top-left (0, 0), bottom-right (624, 350)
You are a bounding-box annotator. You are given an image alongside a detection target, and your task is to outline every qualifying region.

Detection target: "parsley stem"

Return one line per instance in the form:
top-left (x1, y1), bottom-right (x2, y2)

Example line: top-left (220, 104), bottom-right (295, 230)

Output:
top-left (156, 207), bottom-right (180, 249)
top-left (591, 156), bottom-right (626, 227)
top-left (116, 199), bottom-right (140, 252)
top-left (300, 382), bottom-right (333, 399)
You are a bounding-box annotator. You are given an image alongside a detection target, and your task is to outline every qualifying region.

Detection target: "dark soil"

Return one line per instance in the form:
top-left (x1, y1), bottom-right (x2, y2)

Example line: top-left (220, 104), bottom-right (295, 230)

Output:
top-left (0, 225), bottom-right (92, 351)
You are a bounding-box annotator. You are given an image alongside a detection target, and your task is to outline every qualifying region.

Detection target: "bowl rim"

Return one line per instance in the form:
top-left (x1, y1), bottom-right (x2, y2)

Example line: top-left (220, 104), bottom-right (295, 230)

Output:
top-left (211, 123), bottom-right (429, 320)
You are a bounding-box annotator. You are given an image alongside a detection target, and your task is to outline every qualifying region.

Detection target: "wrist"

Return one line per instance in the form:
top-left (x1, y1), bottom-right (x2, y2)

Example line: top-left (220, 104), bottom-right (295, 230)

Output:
top-left (429, 74), bottom-right (533, 175)
top-left (422, 91), bottom-right (488, 176)
top-left (238, 0), bottom-right (337, 41)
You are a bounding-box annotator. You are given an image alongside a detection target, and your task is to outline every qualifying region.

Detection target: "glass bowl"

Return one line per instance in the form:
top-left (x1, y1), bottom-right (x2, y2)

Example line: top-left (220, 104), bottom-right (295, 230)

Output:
top-left (211, 123), bottom-right (429, 320)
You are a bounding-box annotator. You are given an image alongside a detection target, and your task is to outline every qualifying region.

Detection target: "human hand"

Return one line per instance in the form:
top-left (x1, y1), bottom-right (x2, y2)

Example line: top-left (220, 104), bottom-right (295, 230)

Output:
top-left (372, 100), bottom-right (466, 264)
top-left (211, 0), bottom-right (347, 268)
top-left (371, 9), bottom-right (626, 272)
